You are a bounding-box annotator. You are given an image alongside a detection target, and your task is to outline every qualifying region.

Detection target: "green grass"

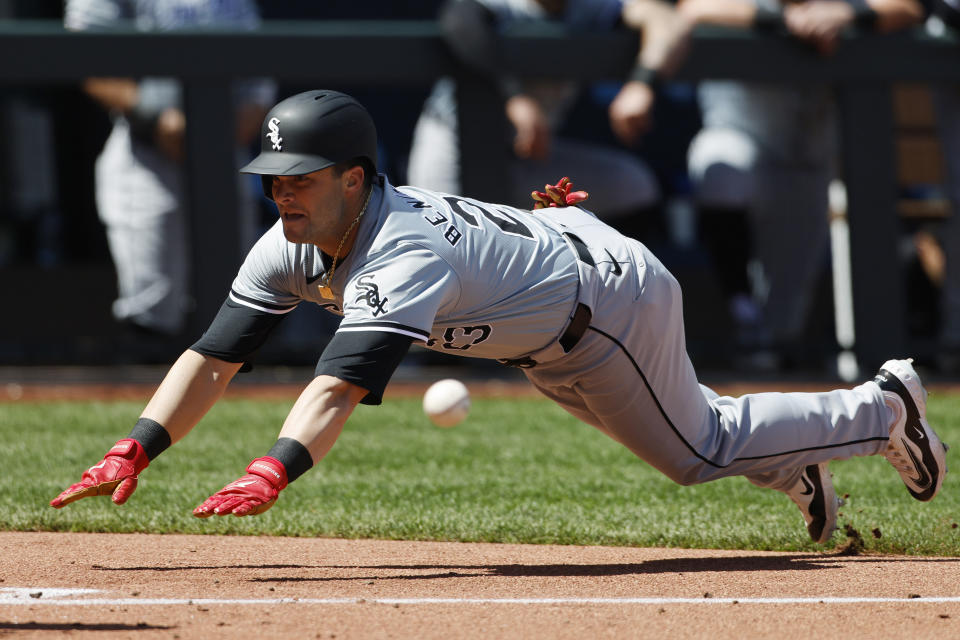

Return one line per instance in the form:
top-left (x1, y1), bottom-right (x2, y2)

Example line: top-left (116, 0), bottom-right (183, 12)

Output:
top-left (3, 392), bottom-right (960, 554)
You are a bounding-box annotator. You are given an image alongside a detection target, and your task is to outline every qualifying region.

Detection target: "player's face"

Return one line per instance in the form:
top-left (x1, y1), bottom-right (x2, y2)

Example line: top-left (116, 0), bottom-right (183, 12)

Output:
top-left (271, 169), bottom-right (348, 246)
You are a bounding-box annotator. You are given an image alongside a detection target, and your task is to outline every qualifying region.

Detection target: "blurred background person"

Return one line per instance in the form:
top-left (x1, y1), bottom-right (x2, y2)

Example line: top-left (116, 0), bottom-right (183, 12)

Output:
top-left (678, 0), bottom-right (925, 370)
top-left (64, 0), bottom-right (275, 349)
top-left (406, 0), bottom-right (693, 238)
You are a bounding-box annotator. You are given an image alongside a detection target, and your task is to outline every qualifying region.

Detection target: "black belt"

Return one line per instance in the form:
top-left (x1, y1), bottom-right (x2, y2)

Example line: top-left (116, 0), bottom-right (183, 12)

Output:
top-left (500, 233), bottom-right (594, 368)
top-left (559, 302), bottom-right (592, 352)
top-left (558, 232), bottom-right (593, 353)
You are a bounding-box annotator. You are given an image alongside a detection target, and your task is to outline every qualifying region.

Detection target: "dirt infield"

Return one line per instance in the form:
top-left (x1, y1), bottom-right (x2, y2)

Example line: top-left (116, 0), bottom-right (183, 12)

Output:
top-left (2, 532), bottom-right (959, 639)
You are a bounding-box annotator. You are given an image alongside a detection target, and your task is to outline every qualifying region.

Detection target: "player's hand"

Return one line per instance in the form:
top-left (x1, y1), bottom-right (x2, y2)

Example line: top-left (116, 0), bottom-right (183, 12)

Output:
top-left (193, 457), bottom-right (288, 518)
top-left (50, 439), bottom-right (149, 508)
top-left (531, 177), bottom-right (589, 210)
top-left (783, 1), bottom-right (854, 56)
top-left (609, 81), bottom-right (656, 147)
top-left (505, 94), bottom-right (551, 160)
top-left (154, 106), bottom-right (186, 162)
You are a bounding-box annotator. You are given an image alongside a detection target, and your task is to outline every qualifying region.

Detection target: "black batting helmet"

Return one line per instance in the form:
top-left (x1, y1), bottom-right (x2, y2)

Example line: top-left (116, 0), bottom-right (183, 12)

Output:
top-left (240, 89), bottom-right (378, 200)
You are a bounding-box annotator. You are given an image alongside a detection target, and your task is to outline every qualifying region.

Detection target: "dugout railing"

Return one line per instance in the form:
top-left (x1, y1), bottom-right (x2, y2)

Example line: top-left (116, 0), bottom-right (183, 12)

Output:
top-left (0, 20), bottom-right (958, 372)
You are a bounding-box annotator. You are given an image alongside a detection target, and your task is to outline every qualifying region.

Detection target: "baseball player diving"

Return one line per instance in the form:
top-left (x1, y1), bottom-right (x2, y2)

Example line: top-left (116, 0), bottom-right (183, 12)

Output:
top-left (51, 90), bottom-right (948, 544)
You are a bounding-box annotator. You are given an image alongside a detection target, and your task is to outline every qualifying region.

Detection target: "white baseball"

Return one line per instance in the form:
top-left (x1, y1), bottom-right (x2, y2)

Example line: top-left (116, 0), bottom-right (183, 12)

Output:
top-left (422, 378), bottom-right (471, 428)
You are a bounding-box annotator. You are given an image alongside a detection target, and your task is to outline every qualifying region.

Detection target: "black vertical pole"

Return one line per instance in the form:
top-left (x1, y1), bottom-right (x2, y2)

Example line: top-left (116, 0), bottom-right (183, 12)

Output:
top-left (838, 84), bottom-right (904, 370)
top-left (456, 71), bottom-right (511, 203)
top-left (182, 79), bottom-right (241, 338)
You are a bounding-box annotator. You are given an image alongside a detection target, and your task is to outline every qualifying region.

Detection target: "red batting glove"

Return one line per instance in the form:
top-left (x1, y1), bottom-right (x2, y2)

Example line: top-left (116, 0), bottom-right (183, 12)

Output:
top-left (193, 457), bottom-right (288, 518)
top-left (50, 439), bottom-right (149, 508)
top-left (531, 177), bottom-right (589, 210)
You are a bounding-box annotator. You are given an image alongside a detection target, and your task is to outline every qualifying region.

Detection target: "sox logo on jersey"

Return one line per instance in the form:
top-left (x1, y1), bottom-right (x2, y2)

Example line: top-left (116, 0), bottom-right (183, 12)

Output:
top-left (356, 275), bottom-right (388, 317)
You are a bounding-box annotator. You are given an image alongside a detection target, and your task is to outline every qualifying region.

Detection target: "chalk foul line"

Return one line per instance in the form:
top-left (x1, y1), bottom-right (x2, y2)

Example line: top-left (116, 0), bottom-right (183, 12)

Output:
top-left (2, 589), bottom-right (960, 606)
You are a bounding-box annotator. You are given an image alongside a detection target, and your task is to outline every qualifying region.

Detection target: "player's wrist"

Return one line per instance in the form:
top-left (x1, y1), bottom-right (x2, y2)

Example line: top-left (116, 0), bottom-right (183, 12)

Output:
top-left (627, 65), bottom-right (662, 91)
top-left (127, 417), bottom-right (172, 461)
top-left (264, 438), bottom-right (314, 484)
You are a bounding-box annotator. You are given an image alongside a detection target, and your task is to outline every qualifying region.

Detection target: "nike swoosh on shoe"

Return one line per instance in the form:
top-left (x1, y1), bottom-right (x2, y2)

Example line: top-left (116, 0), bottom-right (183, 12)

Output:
top-left (903, 438), bottom-right (932, 491)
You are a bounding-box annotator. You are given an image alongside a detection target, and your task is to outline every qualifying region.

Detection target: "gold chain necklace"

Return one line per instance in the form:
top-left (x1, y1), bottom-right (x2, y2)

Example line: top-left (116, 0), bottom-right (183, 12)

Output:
top-left (317, 186), bottom-right (373, 299)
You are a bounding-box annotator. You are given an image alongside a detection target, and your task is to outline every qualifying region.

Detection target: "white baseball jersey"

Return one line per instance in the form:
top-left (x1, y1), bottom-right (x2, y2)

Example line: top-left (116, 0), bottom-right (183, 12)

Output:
top-left (231, 176), bottom-right (583, 360)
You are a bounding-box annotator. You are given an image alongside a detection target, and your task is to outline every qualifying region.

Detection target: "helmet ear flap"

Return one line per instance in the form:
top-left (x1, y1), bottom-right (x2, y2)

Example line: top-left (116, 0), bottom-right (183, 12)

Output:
top-left (261, 176), bottom-right (274, 201)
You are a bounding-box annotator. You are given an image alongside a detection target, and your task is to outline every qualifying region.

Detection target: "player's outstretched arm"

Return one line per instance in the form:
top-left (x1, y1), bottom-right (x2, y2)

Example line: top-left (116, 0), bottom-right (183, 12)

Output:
top-left (139, 350), bottom-right (245, 444)
top-left (193, 375), bottom-right (368, 517)
top-left (51, 350), bottom-right (244, 509)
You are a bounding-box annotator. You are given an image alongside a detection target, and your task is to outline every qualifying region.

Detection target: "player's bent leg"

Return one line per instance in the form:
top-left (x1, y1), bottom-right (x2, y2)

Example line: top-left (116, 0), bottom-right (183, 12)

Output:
top-left (525, 379), bottom-right (624, 445)
top-left (533, 317), bottom-right (891, 488)
top-left (527, 233), bottom-right (885, 486)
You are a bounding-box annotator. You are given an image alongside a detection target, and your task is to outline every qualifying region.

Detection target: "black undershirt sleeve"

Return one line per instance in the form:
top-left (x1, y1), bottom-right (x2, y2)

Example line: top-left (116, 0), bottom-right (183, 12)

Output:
top-left (314, 330), bottom-right (416, 405)
top-left (190, 296), bottom-right (293, 368)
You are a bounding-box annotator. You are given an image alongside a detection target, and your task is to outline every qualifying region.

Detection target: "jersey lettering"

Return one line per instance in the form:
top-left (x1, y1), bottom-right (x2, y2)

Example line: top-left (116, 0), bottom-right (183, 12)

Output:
top-left (396, 189), bottom-right (431, 209)
top-left (442, 325), bottom-right (492, 350)
top-left (444, 226), bottom-right (463, 246)
top-left (486, 206), bottom-right (536, 239)
top-left (442, 196), bottom-right (534, 240)
top-left (424, 209), bottom-right (462, 245)
top-left (442, 196), bottom-right (481, 227)
top-left (424, 210), bottom-right (448, 227)
top-left (425, 324), bottom-right (493, 350)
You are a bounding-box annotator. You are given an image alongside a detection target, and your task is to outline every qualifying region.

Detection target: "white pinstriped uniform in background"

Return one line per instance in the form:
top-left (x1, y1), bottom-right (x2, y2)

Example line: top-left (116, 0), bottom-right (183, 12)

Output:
top-left (65, 0), bottom-right (273, 335)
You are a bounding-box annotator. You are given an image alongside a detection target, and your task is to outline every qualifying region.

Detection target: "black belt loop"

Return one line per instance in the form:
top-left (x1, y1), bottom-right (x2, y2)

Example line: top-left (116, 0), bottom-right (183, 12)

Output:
top-left (559, 302), bottom-right (591, 353)
top-left (499, 302), bottom-right (591, 368)
top-left (560, 231), bottom-right (594, 353)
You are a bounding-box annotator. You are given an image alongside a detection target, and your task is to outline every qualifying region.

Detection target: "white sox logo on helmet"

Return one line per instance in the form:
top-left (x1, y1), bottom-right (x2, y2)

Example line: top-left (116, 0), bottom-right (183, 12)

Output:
top-left (266, 117), bottom-right (282, 151)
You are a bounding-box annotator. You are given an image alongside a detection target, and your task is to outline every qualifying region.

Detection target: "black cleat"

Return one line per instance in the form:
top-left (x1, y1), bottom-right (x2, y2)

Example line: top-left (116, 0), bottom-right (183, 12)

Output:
top-left (874, 359), bottom-right (948, 501)
top-left (786, 463), bottom-right (840, 544)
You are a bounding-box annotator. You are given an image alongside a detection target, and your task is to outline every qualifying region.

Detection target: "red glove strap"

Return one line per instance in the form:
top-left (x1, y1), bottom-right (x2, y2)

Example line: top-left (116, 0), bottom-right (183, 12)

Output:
top-left (107, 438), bottom-right (150, 475)
top-left (246, 457), bottom-right (288, 491)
